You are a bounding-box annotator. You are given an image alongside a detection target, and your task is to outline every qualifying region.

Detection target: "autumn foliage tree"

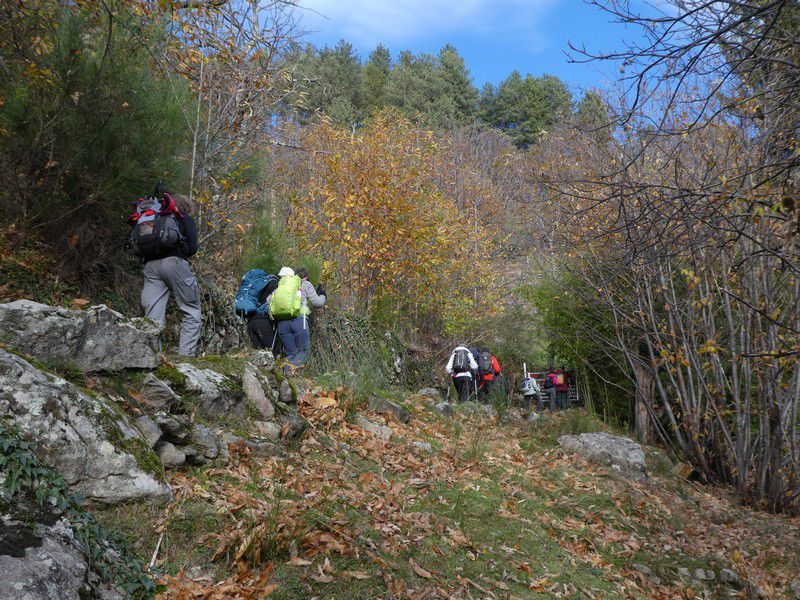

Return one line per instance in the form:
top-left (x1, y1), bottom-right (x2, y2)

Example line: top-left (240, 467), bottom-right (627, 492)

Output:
top-left (288, 111), bottom-right (502, 336)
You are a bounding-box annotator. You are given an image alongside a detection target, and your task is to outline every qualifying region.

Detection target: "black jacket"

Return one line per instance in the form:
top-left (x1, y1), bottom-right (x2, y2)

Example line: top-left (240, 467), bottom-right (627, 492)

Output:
top-left (144, 213), bottom-right (198, 263)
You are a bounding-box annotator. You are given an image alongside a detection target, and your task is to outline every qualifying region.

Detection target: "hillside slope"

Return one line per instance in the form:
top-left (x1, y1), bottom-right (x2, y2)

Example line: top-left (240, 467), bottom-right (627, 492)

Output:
top-left (97, 385), bottom-right (800, 599)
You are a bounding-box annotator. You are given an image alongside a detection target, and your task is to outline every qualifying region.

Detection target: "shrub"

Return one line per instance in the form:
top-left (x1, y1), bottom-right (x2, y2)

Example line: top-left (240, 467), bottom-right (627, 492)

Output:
top-left (0, 1), bottom-right (190, 298)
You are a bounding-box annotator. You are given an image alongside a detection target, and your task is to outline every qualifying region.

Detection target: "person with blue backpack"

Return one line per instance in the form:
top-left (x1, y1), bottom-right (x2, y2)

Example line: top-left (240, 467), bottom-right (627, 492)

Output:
top-left (234, 268), bottom-right (281, 352)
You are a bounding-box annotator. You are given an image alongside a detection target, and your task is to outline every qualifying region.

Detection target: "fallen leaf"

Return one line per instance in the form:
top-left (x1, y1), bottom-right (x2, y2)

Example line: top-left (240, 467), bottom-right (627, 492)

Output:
top-left (409, 558), bottom-right (433, 579)
top-left (343, 570), bottom-right (370, 580)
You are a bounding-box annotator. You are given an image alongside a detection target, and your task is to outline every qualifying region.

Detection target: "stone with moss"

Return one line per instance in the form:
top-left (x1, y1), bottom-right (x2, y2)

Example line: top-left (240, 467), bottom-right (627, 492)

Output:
top-left (0, 349), bottom-right (170, 503)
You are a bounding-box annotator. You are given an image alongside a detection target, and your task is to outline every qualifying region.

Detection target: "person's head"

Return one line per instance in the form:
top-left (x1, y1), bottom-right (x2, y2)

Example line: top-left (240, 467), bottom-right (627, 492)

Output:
top-left (296, 267), bottom-right (309, 280)
top-left (171, 193), bottom-right (195, 216)
top-left (278, 266), bottom-right (295, 277)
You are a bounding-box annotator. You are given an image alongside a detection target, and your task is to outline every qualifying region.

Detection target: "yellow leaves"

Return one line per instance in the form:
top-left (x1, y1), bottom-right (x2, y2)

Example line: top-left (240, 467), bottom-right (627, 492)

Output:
top-left (288, 110), bottom-right (503, 331)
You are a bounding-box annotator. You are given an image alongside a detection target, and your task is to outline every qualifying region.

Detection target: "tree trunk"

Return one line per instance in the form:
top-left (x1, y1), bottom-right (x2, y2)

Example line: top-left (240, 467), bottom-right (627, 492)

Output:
top-left (633, 361), bottom-right (654, 444)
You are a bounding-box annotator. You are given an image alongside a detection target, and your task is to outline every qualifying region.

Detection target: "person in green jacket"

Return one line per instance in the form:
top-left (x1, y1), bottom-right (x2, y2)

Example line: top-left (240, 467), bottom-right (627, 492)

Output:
top-left (269, 266), bottom-right (326, 370)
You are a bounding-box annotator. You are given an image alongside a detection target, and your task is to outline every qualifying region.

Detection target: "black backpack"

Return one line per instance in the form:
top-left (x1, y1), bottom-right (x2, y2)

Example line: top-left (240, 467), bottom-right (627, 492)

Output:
top-left (452, 348), bottom-right (470, 373)
top-left (478, 351), bottom-right (492, 375)
top-left (129, 198), bottom-right (183, 260)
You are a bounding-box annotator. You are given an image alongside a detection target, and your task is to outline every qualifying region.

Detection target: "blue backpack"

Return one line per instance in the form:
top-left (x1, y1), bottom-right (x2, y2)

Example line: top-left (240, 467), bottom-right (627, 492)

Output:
top-left (234, 269), bottom-right (277, 317)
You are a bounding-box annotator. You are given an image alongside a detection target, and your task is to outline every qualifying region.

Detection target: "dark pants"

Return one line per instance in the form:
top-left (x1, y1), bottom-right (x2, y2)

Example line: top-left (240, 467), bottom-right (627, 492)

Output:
top-left (478, 378), bottom-right (491, 402)
top-left (248, 316), bottom-right (282, 354)
top-left (277, 316), bottom-right (310, 366)
top-left (453, 376), bottom-right (472, 403)
top-left (545, 388), bottom-right (557, 411)
top-left (556, 391), bottom-right (569, 410)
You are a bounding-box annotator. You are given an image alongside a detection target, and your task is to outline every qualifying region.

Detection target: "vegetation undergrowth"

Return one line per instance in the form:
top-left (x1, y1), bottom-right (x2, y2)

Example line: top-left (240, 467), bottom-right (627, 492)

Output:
top-left (92, 385), bottom-right (800, 599)
top-left (0, 421), bottom-right (157, 597)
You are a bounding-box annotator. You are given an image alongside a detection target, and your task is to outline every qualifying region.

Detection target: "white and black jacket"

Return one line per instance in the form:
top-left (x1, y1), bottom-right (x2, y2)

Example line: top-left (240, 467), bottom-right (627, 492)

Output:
top-left (445, 346), bottom-right (479, 379)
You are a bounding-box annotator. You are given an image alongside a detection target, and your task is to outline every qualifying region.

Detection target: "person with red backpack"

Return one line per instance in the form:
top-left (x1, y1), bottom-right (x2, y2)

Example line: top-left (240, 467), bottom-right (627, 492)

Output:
top-left (543, 369), bottom-right (558, 411)
top-left (554, 367), bottom-right (570, 409)
top-left (128, 186), bottom-right (200, 357)
top-left (446, 345), bottom-right (479, 403)
top-left (476, 349), bottom-right (502, 401)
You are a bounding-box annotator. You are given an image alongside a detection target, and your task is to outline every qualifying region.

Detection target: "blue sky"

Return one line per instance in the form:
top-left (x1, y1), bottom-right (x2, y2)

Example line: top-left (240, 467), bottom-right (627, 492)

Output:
top-left (296, 0), bottom-right (646, 94)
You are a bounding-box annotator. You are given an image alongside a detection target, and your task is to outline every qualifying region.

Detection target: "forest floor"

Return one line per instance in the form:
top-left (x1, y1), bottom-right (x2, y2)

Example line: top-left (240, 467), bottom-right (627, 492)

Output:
top-left (96, 385), bottom-right (800, 599)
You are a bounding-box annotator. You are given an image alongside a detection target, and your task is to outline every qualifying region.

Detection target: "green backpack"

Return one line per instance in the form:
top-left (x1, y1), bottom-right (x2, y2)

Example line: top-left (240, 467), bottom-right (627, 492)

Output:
top-left (269, 275), bottom-right (302, 320)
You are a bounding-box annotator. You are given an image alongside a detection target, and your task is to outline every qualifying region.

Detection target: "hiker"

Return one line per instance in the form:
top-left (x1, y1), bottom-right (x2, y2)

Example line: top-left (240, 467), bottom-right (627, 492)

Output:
top-left (234, 269), bottom-right (282, 353)
top-left (269, 266), bottom-right (326, 371)
top-left (477, 349), bottom-right (502, 401)
top-left (543, 369), bottom-right (558, 411)
top-left (129, 187), bottom-right (201, 357)
top-left (520, 365), bottom-right (540, 411)
top-left (555, 367), bottom-right (570, 409)
top-left (445, 345), bottom-right (479, 403)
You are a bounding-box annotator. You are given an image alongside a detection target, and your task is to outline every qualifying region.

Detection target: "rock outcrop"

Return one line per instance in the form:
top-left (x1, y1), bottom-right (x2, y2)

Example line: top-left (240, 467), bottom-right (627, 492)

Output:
top-left (0, 300), bottom-right (160, 372)
top-left (368, 396), bottom-right (411, 424)
top-left (416, 387), bottom-right (443, 403)
top-left (176, 362), bottom-right (244, 417)
top-left (354, 415), bottom-right (392, 441)
top-left (558, 432), bottom-right (648, 482)
top-left (0, 349), bottom-right (170, 503)
top-left (137, 374), bottom-right (180, 411)
top-left (0, 496), bottom-right (124, 600)
top-left (242, 363), bottom-right (275, 418)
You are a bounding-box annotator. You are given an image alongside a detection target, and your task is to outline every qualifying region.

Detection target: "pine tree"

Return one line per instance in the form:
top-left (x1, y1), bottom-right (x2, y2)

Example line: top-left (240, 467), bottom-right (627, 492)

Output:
top-left (362, 44), bottom-right (391, 112)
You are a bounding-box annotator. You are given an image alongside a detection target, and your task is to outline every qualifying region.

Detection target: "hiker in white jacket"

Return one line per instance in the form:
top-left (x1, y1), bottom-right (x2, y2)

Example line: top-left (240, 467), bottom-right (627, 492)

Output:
top-left (445, 346), bottom-right (479, 403)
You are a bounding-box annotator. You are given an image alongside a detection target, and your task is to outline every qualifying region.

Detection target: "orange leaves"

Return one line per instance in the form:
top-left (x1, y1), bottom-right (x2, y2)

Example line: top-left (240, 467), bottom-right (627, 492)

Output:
top-left (288, 110), bottom-right (503, 333)
top-left (298, 388), bottom-right (344, 429)
top-left (159, 563), bottom-right (276, 599)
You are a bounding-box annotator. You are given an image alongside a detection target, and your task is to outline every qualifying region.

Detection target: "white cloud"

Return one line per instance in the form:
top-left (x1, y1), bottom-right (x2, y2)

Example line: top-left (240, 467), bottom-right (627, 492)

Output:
top-left (297, 0), bottom-right (555, 48)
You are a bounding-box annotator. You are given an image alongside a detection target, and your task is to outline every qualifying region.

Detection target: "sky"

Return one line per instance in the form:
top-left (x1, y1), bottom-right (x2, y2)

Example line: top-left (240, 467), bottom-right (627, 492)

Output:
top-left (295, 0), bottom-right (646, 94)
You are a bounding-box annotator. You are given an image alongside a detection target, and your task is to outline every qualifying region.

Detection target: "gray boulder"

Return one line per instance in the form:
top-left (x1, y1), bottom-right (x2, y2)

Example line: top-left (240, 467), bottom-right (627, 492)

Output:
top-left (413, 441), bottom-right (433, 453)
top-left (156, 442), bottom-right (186, 468)
top-left (134, 415), bottom-right (162, 448)
top-left (0, 300), bottom-right (160, 372)
top-left (720, 568), bottom-right (740, 585)
top-left (276, 403), bottom-right (308, 441)
top-left (252, 420), bottom-right (282, 442)
top-left (176, 363), bottom-right (243, 417)
top-left (279, 379), bottom-right (294, 404)
top-left (694, 568), bottom-right (716, 581)
top-left (248, 350), bottom-right (276, 370)
top-left (417, 387), bottom-right (443, 403)
top-left (242, 364), bottom-right (274, 418)
top-left (0, 350), bottom-right (170, 503)
top-left (558, 432), bottom-right (648, 482)
top-left (138, 374), bottom-right (180, 411)
top-left (153, 412), bottom-right (190, 444)
top-left (190, 424), bottom-right (221, 461)
top-left (354, 415), bottom-right (392, 441)
top-left (432, 401), bottom-right (454, 417)
top-left (0, 504), bottom-right (124, 600)
top-left (368, 396), bottom-right (411, 424)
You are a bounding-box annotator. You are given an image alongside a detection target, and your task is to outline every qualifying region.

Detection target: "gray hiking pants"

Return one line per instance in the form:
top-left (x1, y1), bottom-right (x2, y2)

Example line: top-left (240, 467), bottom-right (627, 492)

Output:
top-left (141, 257), bottom-right (201, 356)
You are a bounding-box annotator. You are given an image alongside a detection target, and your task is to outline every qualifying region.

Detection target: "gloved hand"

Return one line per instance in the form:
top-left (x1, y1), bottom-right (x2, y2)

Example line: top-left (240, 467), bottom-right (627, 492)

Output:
top-left (316, 284), bottom-right (326, 297)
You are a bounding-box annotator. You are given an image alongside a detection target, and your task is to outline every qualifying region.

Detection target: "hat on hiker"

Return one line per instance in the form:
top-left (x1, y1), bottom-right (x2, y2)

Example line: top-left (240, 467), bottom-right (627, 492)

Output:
top-left (278, 266), bottom-right (295, 277)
